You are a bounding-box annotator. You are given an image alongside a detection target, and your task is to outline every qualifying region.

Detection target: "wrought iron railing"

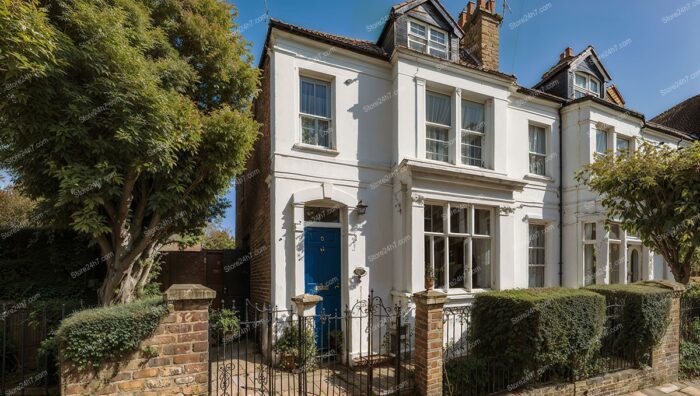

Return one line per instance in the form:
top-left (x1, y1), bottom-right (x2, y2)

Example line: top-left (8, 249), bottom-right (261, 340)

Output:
top-left (209, 290), bottom-right (415, 395)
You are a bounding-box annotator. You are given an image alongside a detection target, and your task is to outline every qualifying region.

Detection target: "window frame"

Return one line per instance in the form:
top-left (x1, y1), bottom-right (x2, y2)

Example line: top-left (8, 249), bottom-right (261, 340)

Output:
top-left (595, 129), bottom-right (609, 155)
top-left (408, 19), bottom-right (449, 60)
top-left (608, 223), bottom-right (621, 284)
top-left (528, 223), bottom-right (546, 288)
top-left (424, 202), bottom-right (494, 292)
top-left (299, 76), bottom-right (334, 149)
top-left (528, 124), bottom-right (548, 176)
top-left (574, 72), bottom-right (601, 98)
top-left (425, 90), bottom-right (452, 163)
top-left (460, 99), bottom-right (486, 168)
top-left (616, 135), bottom-right (631, 155)
top-left (583, 222), bottom-right (597, 286)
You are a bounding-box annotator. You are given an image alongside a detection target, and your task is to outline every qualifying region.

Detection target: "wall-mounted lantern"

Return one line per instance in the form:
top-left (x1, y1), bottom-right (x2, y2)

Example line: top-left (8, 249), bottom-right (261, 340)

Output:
top-left (355, 201), bottom-right (368, 215)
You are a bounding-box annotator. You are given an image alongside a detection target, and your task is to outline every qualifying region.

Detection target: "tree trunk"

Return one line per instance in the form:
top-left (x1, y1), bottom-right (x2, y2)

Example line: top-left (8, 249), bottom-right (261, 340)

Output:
top-left (97, 251), bottom-right (156, 305)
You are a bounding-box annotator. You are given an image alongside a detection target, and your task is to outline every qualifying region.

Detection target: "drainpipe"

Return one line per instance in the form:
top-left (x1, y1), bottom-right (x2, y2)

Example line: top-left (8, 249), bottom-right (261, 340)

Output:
top-left (558, 104), bottom-right (564, 286)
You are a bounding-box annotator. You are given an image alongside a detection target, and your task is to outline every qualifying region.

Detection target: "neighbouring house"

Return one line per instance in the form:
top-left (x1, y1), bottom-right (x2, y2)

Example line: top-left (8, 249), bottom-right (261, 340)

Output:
top-left (236, 0), bottom-right (697, 321)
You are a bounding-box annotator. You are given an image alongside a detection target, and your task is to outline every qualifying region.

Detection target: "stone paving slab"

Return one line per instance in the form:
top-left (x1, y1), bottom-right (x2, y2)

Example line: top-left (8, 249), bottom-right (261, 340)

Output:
top-left (623, 381), bottom-right (700, 396)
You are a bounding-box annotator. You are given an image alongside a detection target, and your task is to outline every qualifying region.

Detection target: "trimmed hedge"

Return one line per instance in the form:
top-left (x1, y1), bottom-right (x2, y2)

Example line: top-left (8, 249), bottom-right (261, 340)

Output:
top-left (51, 297), bottom-right (169, 370)
top-left (586, 283), bottom-right (672, 364)
top-left (470, 288), bottom-right (606, 380)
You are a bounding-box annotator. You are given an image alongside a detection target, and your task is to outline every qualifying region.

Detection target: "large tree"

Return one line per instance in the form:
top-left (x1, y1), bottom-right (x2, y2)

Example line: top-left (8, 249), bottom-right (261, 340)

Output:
top-left (0, 0), bottom-right (259, 304)
top-left (577, 141), bottom-right (700, 284)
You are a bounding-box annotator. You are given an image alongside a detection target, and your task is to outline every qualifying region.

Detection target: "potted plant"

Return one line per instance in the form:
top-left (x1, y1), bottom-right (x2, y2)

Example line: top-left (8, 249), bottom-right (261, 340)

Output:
top-left (425, 265), bottom-right (435, 290)
top-left (209, 308), bottom-right (240, 345)
top-left (273, 323), bottom-right (317, 371)
top-left (329, 330), bottom-right (344, 356)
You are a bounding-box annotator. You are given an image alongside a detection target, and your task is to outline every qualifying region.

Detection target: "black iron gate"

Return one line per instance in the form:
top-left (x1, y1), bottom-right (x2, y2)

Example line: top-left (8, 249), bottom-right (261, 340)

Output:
top-left (209, 291), bottom-right (415, 395)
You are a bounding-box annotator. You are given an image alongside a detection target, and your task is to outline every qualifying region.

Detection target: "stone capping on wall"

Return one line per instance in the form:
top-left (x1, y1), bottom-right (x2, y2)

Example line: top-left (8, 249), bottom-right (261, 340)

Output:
top-left (61, 284), bottom-right (215, 396)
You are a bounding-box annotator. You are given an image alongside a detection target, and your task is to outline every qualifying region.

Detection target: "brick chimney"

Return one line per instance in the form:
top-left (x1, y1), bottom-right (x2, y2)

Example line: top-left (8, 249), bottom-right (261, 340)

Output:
top-left (559, 47), bottom-right (574, 61)
top-left (458, 0), bottom-right (502, 71)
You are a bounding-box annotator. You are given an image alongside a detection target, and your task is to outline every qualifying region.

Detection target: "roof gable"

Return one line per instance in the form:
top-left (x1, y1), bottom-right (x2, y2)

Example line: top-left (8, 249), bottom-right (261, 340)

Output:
top-left (534, 46), bottom-right (612, 90)
top-left (392, 0), bottom-right (464, 38)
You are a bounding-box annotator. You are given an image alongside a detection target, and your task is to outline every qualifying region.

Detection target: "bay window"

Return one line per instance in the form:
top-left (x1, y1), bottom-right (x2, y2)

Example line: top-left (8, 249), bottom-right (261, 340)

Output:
top-left (528, 125), bottom-right (547, 175)
top-left (528, 224), bottom-right (545, 287)
top-left (595, 130), bottom-right (608, 154)
top-left (426, 91), bottom-right (451, 162)
top-left (583, 222), bottom-right (597, 286)
top-left (461, 100), bottom-right (485, 167)
top-left (300, 77), bottom-right (332, 148)
top-left (616, 136), bottom-right (630, 154)
top-left (424, 203), bottom-right (493, 291)
top-left (408, 20), bottom-right (448, 60)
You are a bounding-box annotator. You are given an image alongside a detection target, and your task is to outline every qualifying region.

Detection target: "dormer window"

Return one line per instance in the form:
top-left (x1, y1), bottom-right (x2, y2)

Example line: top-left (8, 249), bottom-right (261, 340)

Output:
top-left (408, 20), bottom-right (448, 59)
top-left (574, 72), bottom-right (600, 98)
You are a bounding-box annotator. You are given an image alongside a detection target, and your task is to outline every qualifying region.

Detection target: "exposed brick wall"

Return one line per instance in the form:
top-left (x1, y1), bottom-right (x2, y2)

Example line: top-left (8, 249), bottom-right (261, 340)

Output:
top-left (236, 56), bottom-right (272, 306)
top-left (61, 287), bottom-right (213, 396)
top-left (414, 290), bottom-right (447, 396)
top-left (459, 2), bottom-right (501, 71)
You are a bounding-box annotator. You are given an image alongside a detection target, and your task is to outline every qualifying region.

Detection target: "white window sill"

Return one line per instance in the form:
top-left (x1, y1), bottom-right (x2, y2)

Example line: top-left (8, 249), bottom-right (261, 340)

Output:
top-left (292, 143), bottom-right (339, 156)
top-left (524, 173), bottom-right (555, 184)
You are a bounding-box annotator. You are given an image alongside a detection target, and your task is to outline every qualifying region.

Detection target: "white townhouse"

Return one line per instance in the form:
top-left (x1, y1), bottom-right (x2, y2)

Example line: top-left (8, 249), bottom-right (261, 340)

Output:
top-left (235, 0), bottom-right (698, 315)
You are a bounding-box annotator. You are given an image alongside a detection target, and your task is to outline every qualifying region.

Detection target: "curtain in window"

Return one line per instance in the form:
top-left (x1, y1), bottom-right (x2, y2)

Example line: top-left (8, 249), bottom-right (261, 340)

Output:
top-left (529, 126), bottom-right (546, 154)
top-left (427, 92), bottom-right (451, 125)
top-left (596, 130), bottom-right (608, 153)
top-left (462, 100), bottom-right (484, 132)
top-left (315, 84), bottom-right (328, 117)
top-left (301, 80), bottom-right (315, 115)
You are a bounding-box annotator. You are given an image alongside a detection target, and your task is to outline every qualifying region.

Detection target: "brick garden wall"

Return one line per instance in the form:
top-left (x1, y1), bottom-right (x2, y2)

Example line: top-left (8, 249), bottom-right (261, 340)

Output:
top-left (61, 285), bottom-right (214, 396)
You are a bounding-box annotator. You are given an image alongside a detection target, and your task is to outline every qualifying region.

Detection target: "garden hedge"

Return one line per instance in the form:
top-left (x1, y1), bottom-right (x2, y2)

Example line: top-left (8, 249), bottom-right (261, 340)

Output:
top-left (51, 297), bottom-right (168, 370)
top-left (469, 288), bottom-right (606, 381)
top-left (586, 283), bottom-right (672, 364)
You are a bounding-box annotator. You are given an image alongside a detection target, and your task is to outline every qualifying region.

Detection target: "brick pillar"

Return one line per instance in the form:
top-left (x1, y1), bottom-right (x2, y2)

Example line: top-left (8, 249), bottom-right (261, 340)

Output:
top-left (646, 280), bottom-right (684, 383)
top-left (61, 284), bottom-right (215, 395)
top-left (414, 290), bottom-right (447, 396)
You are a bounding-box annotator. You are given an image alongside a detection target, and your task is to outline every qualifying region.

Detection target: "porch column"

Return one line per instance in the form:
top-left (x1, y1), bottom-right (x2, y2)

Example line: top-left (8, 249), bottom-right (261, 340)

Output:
top-left (414, 290), bottom-right (447, 396)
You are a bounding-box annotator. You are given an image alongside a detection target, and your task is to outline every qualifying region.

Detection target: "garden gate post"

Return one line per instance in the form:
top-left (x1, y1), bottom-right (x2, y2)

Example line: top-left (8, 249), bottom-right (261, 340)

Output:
top-left (291, 294), bottom-right (322, 396)
top-left (414, 289), bottom-right (447, 396)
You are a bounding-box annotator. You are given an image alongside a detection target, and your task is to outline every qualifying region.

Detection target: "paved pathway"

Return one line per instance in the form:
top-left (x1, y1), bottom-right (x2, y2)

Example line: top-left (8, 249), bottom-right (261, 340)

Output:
top-left (624, 380), bottom-right (700, 396)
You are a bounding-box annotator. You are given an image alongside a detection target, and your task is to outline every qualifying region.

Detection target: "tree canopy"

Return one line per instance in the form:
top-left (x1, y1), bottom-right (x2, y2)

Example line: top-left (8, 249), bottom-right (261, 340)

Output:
top-left (200, 222), bottom-right (235, 250)
top-left (0, 0), bottom-right (259, 304)
top-left (577, 141), bottom-right (700, 284)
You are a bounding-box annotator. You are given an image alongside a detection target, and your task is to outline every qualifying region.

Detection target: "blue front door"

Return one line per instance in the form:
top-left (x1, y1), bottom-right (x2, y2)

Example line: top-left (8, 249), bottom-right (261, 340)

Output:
top-left (304, 227), bottom-right (341, 349)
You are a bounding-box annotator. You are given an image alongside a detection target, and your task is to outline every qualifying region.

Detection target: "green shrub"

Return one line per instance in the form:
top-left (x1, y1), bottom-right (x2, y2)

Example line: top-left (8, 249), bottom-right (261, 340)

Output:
top-left (470, 288), bottom-right (606, 382)
top-left (51, 297), bottom-right (168, 370)
top-left (586, 283), bottom-right (672, 364)
top-left (210, 308), bottom-right (241, 341)
top-left (273, 323), bottom-right (317, 371)
top-left (681, 340), bottom-right (700, 378)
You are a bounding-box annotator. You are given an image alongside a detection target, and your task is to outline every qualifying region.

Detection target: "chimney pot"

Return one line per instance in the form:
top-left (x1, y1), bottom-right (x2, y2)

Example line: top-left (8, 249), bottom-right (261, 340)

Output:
top-left (565, 47), bottom-right (574, 58)
top-left (478, 0), bottom-right (486, 9)
top-left (487, 0), bottom-right (495, 12)
top-left (467, 2), bottom-right (476, 15)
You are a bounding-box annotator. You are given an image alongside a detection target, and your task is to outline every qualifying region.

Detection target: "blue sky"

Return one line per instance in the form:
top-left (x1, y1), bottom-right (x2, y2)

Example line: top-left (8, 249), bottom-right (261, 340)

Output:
top-left (3, 0), bottom-right (699, 234)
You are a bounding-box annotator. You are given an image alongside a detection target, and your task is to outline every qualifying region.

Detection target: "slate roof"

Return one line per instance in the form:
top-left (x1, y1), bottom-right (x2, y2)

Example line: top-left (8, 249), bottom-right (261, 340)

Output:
top-left (533, 46), bottom-right (612, 90)
top-left (650, 95), bottom-right (700, 139)
top-left (267, 19), bottom-right (389, 61)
